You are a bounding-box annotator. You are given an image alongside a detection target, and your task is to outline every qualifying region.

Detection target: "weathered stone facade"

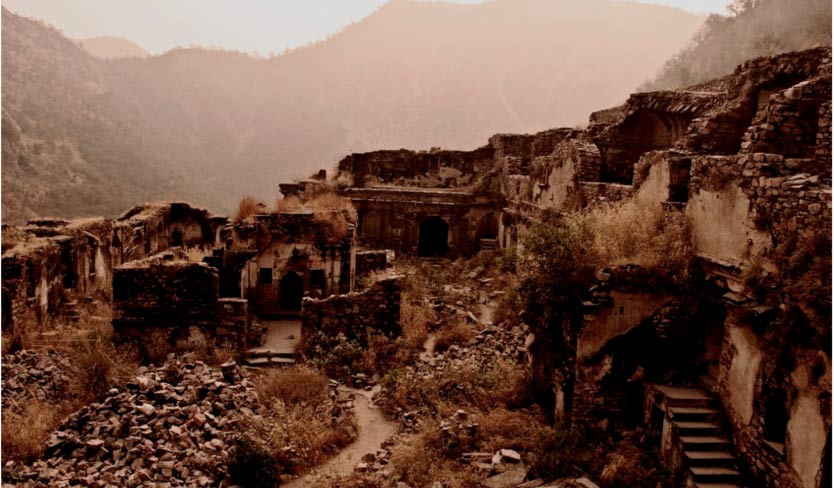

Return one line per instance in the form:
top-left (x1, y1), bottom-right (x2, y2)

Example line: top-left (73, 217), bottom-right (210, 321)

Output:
top-left (329, 46), bottom-right (832, 488)
top-left (1, 202), bottom-right (226, 337)
top-left (300, 275), bottom-right (403, 342)
top-left (112, 251), bottom-right (249, 351)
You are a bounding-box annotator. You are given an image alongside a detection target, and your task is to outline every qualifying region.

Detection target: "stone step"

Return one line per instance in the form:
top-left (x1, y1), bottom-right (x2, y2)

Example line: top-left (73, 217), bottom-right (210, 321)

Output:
top-left (245, 348), bottom-right (295, 359)
top-left (684, 451), bottom-right (738, 467)
top-left (674, 421), bottom-right (722, 436)
top-left (700, 374), bottom-right (718, 391)
top-left (670, 407), bottom-right (721, 421)
top-left (694, 484), bottom-right (744, 488)
top-left (681, 436), bottom-right (732, 450)
top-left (243, 356), bottom-right (295, 367)
top-left (695, 483), bottom-right (744, 488)
top-left (690, 466), bottom-right (741, 484)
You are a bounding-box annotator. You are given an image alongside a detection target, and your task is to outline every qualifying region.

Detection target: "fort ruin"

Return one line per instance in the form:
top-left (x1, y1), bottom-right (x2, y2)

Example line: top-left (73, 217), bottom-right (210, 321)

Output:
top-left (2, 47), bottom-right (831, 488)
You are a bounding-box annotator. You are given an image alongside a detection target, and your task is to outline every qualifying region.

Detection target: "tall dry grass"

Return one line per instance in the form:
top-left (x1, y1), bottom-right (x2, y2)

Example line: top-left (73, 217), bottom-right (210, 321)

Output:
top-left (253, 366), bottom-right (329, 405)
top-left (235, 195), bottom-right (262, 222)
top-left (252, 366), bottom-right (357, 474)
top-left (274, 190), bottom-right (357, 243)
top-left (586, 199), bottom-right (692, 281)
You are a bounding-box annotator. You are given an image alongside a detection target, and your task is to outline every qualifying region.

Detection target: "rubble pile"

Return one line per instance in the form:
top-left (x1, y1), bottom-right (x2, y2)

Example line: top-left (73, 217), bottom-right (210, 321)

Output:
top-left (2, 348), bottom-right (73, 411)
top-left (3, 360), bottom-right (263, 487)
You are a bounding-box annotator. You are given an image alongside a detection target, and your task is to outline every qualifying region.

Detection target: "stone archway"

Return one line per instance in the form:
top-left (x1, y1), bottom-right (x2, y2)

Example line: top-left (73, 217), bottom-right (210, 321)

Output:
top-left (418, 216), bottom-right (449, 257)
top-left (279, 272), bottom-right (304, 311)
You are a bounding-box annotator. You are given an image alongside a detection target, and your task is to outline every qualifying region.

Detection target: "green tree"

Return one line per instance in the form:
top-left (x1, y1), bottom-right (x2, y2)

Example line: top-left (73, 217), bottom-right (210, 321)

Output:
top-left (518, 209), bottom-right (598, 424)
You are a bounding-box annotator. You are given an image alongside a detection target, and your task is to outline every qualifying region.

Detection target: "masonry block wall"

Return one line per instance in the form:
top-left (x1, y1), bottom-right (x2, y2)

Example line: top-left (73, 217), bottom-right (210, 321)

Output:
top-left (300, 275), bottom-right (402, 343)
top-left (112, 255), bottom-right (249, 350)
top-left (1, 203), bottom-right (227, 335)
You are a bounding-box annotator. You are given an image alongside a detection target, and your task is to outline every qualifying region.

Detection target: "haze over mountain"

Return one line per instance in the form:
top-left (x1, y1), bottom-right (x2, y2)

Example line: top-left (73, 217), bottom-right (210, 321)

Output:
top-left (76, 36), bottom-right (149, 59)
top-left (1, 0), bottom-right (705, 222)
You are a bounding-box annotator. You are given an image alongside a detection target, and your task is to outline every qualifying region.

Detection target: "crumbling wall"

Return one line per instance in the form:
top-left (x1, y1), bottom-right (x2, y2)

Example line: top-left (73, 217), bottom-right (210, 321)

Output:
top-left (337, 146), bottom-right (494, 189)
top-left (111, 253), bottom-right (248, 351)
top-left (742, 76), bottom-right (831, 162)
top-left (300, 276), bottom-right (402, 343)
top-left (355, 250), bottom-right (388, 278)
top-left (1, 202), bottom-right (228, 336)
top-left (231, 211), bottom-right (355, 313)
top-left (718, 304), bottom-right (831, 488)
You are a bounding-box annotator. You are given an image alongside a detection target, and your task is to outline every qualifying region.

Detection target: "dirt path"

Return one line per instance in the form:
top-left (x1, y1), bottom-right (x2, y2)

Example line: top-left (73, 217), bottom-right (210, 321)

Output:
top-left (283, 387), bottom-right (396, 487)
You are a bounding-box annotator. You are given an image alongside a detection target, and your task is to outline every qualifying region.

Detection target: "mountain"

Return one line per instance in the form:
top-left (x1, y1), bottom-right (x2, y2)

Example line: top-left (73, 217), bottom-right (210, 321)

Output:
top-left (1, 1), bottom-right (705, 223)
top-left (76, 36), bottom-right (149, 59)
top-left (642, 0), bottom-right (831, 90)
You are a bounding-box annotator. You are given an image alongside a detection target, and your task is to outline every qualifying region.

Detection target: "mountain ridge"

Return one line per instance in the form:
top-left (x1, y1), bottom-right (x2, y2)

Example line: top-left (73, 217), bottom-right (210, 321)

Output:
top-left (2, 0), bottom-right (704, 222)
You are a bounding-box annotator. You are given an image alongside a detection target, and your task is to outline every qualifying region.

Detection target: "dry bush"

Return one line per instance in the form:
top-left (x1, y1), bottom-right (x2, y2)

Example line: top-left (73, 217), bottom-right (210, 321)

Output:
top-left (254, 366), bottom-right (329, 405)
top-left (599, 436), bottom-right (671, 488)
top-left (274, 195), bottom-right (303, 213)
top-left (390, 426), bottom-right (482, 488)
top-left (433, 320), bottom-right (475, 353)
top-left (1, 399), bottom-right (74, 463)
top-left (260, 399), bottom-right (358, 474)
top-left (235, 195), bottom-right (262, 222)
top-left (400, 298), bottom-right (432, 350)
top-left (71, 329), bottom-right (138, 401)
top-left (476, 408), bottom-right (547, 453)
top-left (587, 199), bottom-right (692, 281)
top-left (381, 357), bottom-right (528, 417)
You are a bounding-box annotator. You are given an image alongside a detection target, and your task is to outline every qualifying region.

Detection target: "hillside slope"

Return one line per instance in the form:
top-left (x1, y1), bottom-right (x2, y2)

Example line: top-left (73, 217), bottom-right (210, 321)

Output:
top-left (642, 0), bottom-right (831, 90)
top-left (76, 36), bottom-right (149, 59)
top-left (2, 0), bottom-right (704, 222)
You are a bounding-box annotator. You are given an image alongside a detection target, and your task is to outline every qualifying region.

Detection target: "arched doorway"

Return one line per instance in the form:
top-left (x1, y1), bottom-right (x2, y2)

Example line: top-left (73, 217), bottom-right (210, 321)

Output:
top-left (279, 272), bottom-right (304, 310)
top-left (418, 216), bottom-right (449, 257)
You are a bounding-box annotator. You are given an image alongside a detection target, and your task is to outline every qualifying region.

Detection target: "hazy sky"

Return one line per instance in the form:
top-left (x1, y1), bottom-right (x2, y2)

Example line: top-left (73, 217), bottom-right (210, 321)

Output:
top-left (3, 0), bottom-right (730, 56)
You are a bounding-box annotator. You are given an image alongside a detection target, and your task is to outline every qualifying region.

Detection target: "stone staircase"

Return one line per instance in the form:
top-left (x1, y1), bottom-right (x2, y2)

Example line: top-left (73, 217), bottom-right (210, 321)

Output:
top-left (479, 238), bottom-right (498, 251)
top-left (242, 348), bottom-right (296, 367)
top-left (242, 319), bottom-right (300, 367)
top-left (654, 385), bottom-right (745, 488)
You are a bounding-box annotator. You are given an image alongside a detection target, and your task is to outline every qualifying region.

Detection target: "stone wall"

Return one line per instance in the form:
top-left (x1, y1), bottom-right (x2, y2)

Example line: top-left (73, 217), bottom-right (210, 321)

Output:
top-left (1, 202), bottom-right (226, 336)
top-left (717, 303), bottom-right (831, 488)
top-left (300, 275), bottom-right (402, 343)
top-left (355, 250), bottom-right (388, 278)
top-left (112, 253), bottom-right (249, 350)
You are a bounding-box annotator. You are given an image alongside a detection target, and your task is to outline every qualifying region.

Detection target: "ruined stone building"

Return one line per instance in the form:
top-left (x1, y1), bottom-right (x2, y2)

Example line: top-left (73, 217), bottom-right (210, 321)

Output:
top-left (327, 47), bottom-right (832, 488)
top-left (1, 45), bottom-right (830, 488)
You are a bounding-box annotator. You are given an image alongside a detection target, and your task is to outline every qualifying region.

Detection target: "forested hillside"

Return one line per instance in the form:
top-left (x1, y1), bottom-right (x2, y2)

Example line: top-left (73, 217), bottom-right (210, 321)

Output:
top-left (2, 0), bottom-right (704, 222)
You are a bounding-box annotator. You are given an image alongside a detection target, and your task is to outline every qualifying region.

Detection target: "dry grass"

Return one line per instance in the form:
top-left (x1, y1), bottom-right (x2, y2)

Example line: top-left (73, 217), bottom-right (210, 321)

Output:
top-left (1, 399), bottom-right (79, 463)
top-left (587, 199), bottom-right (692, 281)
top-left (389, 426), bottom-right (483, 488)
top-left (235, 195), bottom-right (262, 222)
top-left (274, 195), bottom-right (303, 213)
top-left (400, 298), bottom-right (432, 350)
top-left (274, 190), bottom-right (357, 243)
top-left (433, 320), bottom-right (475, 353)
top-left (254, 366), bottom-right (329, 405)
top-left (381, 356), bottom-right (529, 418)
top-left (249, 366), bottom-right (358, 474)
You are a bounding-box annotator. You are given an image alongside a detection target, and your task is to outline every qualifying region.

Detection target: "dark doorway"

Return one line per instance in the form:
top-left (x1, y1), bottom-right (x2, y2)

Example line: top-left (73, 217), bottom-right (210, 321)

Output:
top-left (418, 216), bottom-right (449, 257)
top-left (764, 388), bottom-right (789, 446)
top-left (279, 272), bottom-right (304, 311)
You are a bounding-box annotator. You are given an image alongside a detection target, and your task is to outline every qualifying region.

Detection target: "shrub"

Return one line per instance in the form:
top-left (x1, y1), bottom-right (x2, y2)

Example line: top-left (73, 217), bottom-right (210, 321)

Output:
top-left (254, 366), bottom-right (329, 405)
top-left (400, 298), bottom-right (432, 350)
top-left (234, 195), bottom-right (262, 222)
top-left (433, 320), bottom-right (475, 353)
top-left (275, 195), bottom-right (303, 213)
top-left (298, 331), bottom-right (365, 382)
top-left (1, 400), bottom-right (66, 463)
top-left (72, 330), bottom-right (136, 401)
top-left (261, 397), bottom-right (358, 475)
top-left (529, 426), bottom-right (584, 480)
top-left (228, 435), bottom-right (280, 488)
top-left (599, 437), bottom-right (671, 488)
top-left (587, 199), bottom-right (692, 283)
